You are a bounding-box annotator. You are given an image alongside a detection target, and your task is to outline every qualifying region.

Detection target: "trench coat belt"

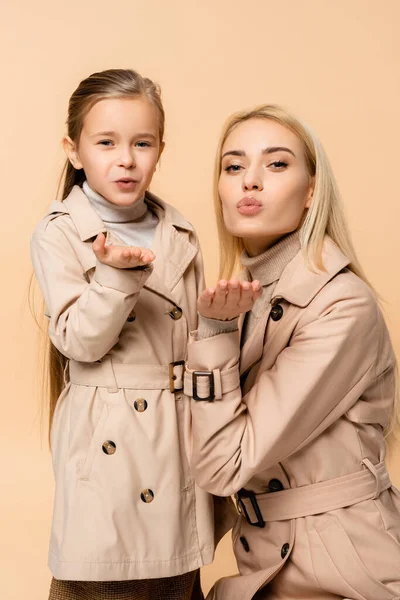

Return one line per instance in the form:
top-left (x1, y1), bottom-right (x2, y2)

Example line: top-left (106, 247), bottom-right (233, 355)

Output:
top-left (69, 356), bottom-right (185, 393)
top-left (237, 460), bottom-right (391, 524)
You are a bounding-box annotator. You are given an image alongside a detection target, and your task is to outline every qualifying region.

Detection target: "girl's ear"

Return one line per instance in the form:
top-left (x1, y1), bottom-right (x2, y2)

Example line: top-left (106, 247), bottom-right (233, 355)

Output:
top-left (305, 176), bottom-right (315, 209)
top-left (62, 136), bottom-right (83, 170)
top-left (158, 140), bottom-right (165, 159)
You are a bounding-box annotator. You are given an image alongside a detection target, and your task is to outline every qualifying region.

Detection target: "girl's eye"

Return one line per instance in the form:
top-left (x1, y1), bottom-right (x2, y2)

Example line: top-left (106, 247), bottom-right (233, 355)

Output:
top-left (224, 164), bottom-right (242, 172)
top-left (136, 141), bottom-right (151, 148)
top-left (269, 160), bottom-right (288, 169)
top-left (98, 140), bottom-right (113, 146)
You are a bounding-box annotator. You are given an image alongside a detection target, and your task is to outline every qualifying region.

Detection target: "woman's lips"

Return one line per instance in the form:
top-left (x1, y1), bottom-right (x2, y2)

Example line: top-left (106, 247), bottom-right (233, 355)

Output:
top-left (237, 196), bottom-right (263, 216)
top-left (115, 179), bottom-right (138, 191)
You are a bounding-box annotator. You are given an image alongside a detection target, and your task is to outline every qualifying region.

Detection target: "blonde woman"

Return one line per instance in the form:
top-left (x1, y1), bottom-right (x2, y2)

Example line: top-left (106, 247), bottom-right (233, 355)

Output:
top-left (184, 105), bottom-right (400, 600)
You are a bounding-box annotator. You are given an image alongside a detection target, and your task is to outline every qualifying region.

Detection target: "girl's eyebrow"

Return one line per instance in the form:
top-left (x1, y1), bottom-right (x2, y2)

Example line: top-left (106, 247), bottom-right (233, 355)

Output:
top-left (90, 131), bottom-right (116, 138)
top-left (90, 131), bottom-right (157, 140)
top-left (221, 146), bottom-right (296, 159)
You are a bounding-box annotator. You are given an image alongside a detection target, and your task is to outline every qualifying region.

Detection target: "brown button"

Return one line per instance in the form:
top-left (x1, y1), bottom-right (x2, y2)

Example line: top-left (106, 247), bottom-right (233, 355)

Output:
top-left (281, 542), bottom-right (290, 558)
top-left (134, 398), bottom-right (148, 412)
top-left (168, 306), bottom-right (183, 320)
top-left (141, 489), bottom-right (154, 503)
top-left (270, 304), bottom-right (283, 321)
top-left (240, 536), bottom-right (250, 552)
top-left (268, 479), bottom-right (284, 492)
top-left (102, 440), bottom-right (116, 455)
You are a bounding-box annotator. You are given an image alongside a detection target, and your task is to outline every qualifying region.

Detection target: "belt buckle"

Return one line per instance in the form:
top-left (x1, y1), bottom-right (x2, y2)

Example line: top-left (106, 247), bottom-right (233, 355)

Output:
top-left (169, 360), bottom-right (185, 393)
top-left (237, 489), bottom-right (265, 528)
top-left (192, 371), bottom-right (215, 401)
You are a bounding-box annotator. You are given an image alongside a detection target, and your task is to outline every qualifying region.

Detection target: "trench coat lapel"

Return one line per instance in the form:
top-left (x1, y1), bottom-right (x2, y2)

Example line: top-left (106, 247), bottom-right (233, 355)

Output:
top-left (239, 238), bottom-right (350, 378)
top-left (142, 192), bottom-right (198, 305)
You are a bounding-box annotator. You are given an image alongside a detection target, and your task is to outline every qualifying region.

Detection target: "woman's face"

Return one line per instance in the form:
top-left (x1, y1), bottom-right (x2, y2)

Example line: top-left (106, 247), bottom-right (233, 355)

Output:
top-left (218, 118), bottom-right (314, 256)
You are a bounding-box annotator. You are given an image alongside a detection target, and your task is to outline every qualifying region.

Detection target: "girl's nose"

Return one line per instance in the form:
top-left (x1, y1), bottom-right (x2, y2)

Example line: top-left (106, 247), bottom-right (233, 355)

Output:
top-left (118, 149), bottom-right (135, 169)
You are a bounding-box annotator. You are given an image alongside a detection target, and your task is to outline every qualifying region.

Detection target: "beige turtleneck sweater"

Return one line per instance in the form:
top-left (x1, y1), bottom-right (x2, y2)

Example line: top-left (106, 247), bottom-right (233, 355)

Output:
top-left (198, 230), bottom-right (301, 343)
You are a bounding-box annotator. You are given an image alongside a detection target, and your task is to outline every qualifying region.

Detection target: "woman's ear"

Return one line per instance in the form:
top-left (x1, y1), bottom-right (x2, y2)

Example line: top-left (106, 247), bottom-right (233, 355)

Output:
top-left (305, 177), bottom-right (315, 209)
top-left (62, 136), bottom-right (83, 170)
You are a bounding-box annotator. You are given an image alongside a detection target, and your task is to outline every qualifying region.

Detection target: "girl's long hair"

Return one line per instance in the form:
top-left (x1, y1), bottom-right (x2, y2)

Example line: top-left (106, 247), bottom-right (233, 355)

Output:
top-left (33, 69), bottom-right (165, 442)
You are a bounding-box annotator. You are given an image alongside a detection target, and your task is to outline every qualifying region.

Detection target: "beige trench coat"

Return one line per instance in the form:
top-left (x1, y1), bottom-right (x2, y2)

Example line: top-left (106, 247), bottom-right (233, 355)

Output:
top-left (185, 237), bottom-right (400, 600)
top-left (31, 186), bottom-right (232, 582)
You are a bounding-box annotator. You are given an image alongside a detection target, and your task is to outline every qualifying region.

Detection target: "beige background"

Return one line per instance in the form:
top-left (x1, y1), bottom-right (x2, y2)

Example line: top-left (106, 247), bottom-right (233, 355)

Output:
top-left (1, 0), bottom-right (399, 597)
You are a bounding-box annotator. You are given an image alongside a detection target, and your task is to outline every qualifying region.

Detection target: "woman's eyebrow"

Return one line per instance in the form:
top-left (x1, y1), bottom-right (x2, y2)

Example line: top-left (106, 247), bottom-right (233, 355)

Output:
top-left (263, 146), bottom-right (296, 157)
top-left (221, 149), bottom-right (245, 159)
top-left (222, 146), bottom-right (296, 159)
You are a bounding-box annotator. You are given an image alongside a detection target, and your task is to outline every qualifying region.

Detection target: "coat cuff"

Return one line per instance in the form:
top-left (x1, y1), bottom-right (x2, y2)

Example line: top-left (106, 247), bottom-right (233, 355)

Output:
top-left (94, 260), bottom-right (153, 295)
top-left (197, 314), bottom-right (239, 340)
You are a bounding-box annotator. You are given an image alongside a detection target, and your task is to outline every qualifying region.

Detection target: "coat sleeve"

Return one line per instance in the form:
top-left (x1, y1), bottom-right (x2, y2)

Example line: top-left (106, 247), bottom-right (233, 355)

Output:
top-left (187, 281), bottom-right (385, 497)
top-left (31, 221), bottom-right (152, 363)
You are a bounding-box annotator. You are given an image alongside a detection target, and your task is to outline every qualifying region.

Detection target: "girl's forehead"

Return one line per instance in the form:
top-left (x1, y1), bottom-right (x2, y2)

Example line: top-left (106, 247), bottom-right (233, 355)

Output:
top-left (83, 96), bottom-right (159, 133)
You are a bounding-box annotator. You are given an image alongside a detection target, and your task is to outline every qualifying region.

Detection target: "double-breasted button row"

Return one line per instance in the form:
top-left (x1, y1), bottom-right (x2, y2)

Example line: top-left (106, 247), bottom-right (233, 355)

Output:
top-left (102, 443), bottom-right (154, 503)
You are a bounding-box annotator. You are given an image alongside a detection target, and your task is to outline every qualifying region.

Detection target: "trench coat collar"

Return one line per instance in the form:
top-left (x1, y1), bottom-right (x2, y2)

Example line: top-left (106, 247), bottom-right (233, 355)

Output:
top-left (239, 236), bottom-right (350, 377)
top-left (47, 186), bottom-right (194, 242)
top-left (47, 185), bottom-right (197, 300)
top-left (272, 236), bottom-right (350, 308)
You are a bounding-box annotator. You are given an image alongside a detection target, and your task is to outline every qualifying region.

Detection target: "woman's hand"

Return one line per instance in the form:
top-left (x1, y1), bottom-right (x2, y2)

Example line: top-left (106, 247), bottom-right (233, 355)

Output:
top-left (198, 279), bottom-right (262, 321)
top-left (93, 233), bottom-right (155, 269)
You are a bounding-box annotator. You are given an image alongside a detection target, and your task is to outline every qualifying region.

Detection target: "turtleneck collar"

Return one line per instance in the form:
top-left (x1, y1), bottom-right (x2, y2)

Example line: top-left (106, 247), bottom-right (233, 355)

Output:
top-left (240, 230), bottom-right (301, 286)
top-left (82, 181), bottom-right (147, 224)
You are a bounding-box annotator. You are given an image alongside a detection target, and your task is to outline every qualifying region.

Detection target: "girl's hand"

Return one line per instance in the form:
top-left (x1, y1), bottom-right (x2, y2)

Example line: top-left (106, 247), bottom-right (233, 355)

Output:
top-left (198, 279), bottom-right (262, 321)
top-left (92, 233), bottom-right (155, 269)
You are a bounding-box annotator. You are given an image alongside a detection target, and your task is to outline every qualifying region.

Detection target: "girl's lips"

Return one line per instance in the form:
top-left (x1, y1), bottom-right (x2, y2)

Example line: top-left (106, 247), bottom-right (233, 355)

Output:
top-left (115, 179), bottom-right (138, 191)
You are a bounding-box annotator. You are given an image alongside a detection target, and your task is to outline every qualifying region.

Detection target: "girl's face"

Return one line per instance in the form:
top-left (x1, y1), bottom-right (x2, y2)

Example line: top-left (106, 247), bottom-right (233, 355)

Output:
top-left (218, 118), bottom-right (314, 256)
top-left (64, 96), bottom-right (163, 206)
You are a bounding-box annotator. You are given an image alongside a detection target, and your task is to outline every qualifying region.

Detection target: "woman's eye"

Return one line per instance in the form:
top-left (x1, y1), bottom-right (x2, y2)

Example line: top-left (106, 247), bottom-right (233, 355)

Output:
top-left (136, 141), bottom-right (151, 148)
top-left (269, 160), bottom-right (288, 169)
top-left (224, 164), bottom-right (242, 172)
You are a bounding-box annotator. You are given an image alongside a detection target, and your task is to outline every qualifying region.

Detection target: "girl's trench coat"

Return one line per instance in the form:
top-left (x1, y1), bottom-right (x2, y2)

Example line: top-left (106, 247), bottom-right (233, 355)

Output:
top-left (184, 238), bottom-right (400, 600)
top-left (31, 186), bottom-right (233, 582)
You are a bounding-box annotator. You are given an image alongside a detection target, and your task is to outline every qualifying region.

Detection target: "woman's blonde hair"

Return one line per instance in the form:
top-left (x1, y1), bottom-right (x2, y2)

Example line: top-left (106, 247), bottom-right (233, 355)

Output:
top-left (214, 103), bottom-right (399, 438)
top-left (35, 68), bottom-right (165, 441)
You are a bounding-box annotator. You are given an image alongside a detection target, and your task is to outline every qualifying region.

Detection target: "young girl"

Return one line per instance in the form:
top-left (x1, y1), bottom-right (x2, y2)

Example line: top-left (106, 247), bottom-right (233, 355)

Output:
top-left (31, 69), bottom-right (228, 600)
top-left (183, 105), bottom-right (400, 599)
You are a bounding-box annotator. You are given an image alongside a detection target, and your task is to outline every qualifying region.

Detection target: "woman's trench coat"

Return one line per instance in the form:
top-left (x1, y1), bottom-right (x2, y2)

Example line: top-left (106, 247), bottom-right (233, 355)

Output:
top-left (31, 186), bottom-right (233, 582)
top-left (184, 237), bottom-right (400, 600)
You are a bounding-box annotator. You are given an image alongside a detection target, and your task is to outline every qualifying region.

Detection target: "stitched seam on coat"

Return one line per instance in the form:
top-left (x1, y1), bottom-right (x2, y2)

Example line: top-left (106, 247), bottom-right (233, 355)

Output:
top-left (305, 522), bottom-right (325, 590)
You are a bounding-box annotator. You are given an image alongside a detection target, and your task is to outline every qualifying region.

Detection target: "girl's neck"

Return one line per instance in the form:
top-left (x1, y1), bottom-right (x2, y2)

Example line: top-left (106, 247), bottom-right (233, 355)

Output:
top-left (82, 181), bottom-right (147, 224)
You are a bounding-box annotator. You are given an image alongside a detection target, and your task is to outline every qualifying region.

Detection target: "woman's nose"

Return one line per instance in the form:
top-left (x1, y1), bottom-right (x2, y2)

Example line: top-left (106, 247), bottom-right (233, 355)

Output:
top-left (243, 168), bottom-right (263, 191)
